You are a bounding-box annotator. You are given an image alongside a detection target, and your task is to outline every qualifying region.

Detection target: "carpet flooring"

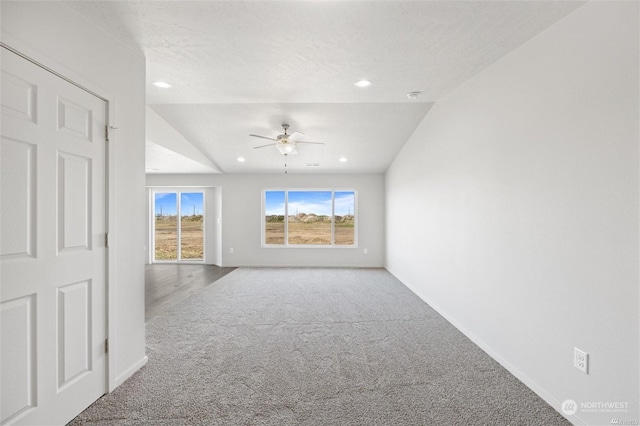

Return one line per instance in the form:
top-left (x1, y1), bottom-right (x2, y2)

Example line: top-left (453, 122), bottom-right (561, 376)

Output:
top-left (70, 268), bottom-right (569, 425)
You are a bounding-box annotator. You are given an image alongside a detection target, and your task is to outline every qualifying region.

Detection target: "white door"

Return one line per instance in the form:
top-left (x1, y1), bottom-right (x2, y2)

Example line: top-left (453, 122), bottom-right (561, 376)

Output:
top-left (1, 48), bottom-right (107, 425)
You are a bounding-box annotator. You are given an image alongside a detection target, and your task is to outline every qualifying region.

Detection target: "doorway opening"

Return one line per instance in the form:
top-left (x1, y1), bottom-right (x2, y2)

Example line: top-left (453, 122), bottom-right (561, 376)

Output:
top-left (153, 191), bottom-right (204, 262)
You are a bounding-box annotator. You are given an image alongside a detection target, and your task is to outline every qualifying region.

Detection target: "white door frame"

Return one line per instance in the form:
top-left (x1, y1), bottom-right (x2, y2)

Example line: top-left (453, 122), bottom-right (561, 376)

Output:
top-left (1, 42), bottom-right (115, 393)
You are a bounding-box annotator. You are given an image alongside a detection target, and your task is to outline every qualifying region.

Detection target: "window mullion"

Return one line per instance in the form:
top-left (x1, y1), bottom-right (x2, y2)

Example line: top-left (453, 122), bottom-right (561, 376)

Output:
top-left (284, 190), bottom-right (289, 246)
top-left (331, 190), bottom-right (335, 246)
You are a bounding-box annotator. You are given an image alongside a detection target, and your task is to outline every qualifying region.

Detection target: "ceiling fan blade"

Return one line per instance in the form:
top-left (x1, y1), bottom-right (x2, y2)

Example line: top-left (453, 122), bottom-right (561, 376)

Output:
top-left (249, 134), bottom-right (278, 141)
top-left (253, 143), bottom-right (278, 149)
top-left (296, 141), bottom-right (325, 145)
top-left (288, 131), bottom-right (305, 141)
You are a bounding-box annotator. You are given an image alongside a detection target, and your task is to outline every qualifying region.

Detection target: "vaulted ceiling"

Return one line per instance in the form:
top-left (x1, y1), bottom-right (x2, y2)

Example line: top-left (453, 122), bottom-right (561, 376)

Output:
top-left (65, 0), bottom-right (584, 174)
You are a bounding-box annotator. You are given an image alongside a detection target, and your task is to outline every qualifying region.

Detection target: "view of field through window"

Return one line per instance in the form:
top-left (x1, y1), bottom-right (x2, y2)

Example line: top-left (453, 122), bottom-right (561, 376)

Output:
top-left (154, 192), bottom-right (204, 260)
top-left (264, 190), bottom-right (355, 246)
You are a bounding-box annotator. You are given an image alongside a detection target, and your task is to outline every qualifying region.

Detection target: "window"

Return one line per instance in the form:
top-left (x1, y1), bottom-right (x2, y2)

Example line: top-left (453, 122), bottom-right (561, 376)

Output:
top-left (263, 190), bottom-right (356, 247)
top-left (264, 190), bottom-right (285, 244)
top-left (154, 191), bottom-right (204, 261)
top-left (334, 191), bottom-right (356, 245)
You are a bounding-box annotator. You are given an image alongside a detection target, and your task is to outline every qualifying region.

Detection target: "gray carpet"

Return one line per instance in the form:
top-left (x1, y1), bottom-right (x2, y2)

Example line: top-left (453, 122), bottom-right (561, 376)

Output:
top-left (70, 268), bottom-right (569, 425)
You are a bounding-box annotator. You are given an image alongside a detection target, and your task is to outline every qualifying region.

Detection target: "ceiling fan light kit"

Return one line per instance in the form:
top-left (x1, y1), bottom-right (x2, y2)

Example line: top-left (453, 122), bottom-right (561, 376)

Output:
top-left (276, 143), bottom-right (297, 155)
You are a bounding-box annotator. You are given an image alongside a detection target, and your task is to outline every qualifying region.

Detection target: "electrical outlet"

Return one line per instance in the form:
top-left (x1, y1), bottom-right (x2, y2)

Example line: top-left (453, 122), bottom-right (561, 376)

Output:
top-left (364, 248), bottom-right (368, 254)
top-left (229, 248), bottom-right (234, 254)
top-left (574, 347), bottom-right (588, 374)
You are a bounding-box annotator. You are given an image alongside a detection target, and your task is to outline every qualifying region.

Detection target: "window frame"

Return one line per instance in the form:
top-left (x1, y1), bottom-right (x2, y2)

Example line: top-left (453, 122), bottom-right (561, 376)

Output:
top-left (152, 190), bottom-right (206, 263)
top-left (261, 188), bottom-right (358, 248)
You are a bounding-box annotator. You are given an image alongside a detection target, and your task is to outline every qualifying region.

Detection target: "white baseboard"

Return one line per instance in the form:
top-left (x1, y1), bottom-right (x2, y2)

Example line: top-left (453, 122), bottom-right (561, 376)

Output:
top-left (385, 267), bottom-right (586, 426)
top-left (114, 356), bottom-right (148, 389)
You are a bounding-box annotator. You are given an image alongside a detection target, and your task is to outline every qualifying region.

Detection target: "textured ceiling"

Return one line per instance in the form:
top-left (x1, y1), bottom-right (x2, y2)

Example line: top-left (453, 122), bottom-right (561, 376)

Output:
top-left (65, 0), bottom-right (584, 174)
top-left (151, 102), bottom-right (433, 173)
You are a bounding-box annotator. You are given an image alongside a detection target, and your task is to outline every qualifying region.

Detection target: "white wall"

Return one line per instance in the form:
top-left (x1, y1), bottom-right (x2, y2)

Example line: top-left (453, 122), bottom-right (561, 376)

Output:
top-left (385, 2), bottom-right (639, 425)
top-left (147, 173), bottom-right (384, 267)
top-left (1, 1), bottom-right (148, 390)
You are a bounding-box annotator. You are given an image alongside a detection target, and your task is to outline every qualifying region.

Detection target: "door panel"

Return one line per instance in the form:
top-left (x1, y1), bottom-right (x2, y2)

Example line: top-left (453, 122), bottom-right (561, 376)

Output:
top-left (154, 192), bottom-right (178, 261)
top-left (0, 137), bottom-right (36, 259)
top-left (1, 70), bottom-right (37, 123)
top-left (1, 48), bottom-right (107, 425)
top-left (57, 152), bottom-right (92, 252)
top-left (180, 192), bottom-right (204, 260)
top-left (57, 279), bottom-right (92, 390)
top-left (0, 295), bottom-right (37, 423)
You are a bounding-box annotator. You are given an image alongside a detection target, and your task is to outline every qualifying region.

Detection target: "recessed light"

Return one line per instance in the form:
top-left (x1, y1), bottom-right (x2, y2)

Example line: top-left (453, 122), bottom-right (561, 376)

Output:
top-left (305, 163), bottom-right (320, 167)
top-left (407, 91), bottom-right (421, 100)
top-left (152, 81), bottom-right (172, 88)
top-left (339, 157), bottom-right (348, 162)
top-left (354, 80), bottom-right (372, 88)
top-left (237, 157), bottom-right (246, 162)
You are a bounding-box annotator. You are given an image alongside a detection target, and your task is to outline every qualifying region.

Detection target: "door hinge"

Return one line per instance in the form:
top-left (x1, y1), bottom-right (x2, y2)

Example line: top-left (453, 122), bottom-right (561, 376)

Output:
top-left (105, 125), bottom-right (118, 142)
top-left (105, 338), bottom-right (109, 354)
top-left (105, 232), bottom-right (110, 248)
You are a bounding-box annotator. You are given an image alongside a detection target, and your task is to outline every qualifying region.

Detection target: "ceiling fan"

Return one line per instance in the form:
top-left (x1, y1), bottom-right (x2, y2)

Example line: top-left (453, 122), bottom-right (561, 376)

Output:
top-left (250, 124), bottom-right (324, 155)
